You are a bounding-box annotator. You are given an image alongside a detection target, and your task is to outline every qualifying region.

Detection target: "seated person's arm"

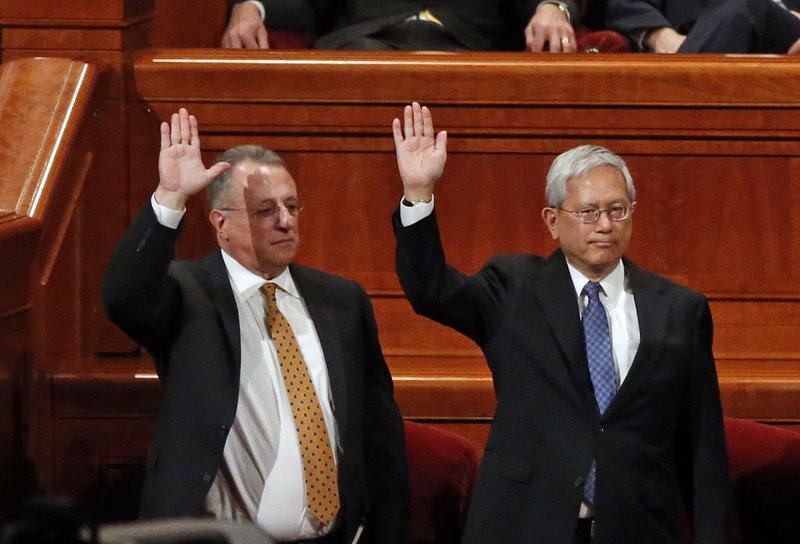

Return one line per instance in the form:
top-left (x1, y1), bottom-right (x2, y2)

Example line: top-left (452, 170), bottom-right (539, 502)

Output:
top-left (525, 1), bottom-right (578, 52)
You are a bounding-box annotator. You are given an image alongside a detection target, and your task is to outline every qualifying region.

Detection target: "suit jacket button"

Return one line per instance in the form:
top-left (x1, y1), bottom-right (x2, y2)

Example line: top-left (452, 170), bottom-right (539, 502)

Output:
top-left (203, 472), bottom-right (212, 482)
top-left (574, 476), bottom-right (584, 487)
top-left (594, 425), bottom-right (605, 433)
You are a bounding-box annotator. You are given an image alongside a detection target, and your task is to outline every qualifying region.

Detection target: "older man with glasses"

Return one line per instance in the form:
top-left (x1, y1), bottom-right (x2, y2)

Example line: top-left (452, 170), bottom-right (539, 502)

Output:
top-left (391, 102), bottom-right (730, 544)
top-left (102, 108), bottom-right (409, 544)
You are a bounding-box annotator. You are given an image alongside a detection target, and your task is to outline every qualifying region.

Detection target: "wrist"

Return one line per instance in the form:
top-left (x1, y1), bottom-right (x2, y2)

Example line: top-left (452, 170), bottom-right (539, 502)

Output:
top-left (154, 187), bottom-right (189, 211)
top-left (402, 194), bottom-right (433, 207)
top-left (240, 1), bottom-right (266, 21)
top-left (538, 1), bottom-right (571, 23)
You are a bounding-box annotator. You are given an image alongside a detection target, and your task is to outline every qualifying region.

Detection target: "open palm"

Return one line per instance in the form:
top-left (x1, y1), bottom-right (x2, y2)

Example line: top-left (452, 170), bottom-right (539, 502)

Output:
top-left (392, 103), bottom-right (447, 195)
top-left (157, 108), bottom-right (229, 201)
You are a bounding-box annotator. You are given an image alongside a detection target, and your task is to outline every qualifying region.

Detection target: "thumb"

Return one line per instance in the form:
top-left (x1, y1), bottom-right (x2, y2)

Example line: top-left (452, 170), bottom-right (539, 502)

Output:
top-left (207, 161), bottom-right (231, 181)
top-left (435, 130), bottom-right (448, 158)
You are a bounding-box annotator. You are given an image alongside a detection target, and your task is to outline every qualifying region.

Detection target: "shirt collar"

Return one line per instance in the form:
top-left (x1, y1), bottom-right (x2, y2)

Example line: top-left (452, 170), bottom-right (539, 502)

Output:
top-left (565, 258), bottom-right (625, 305)
top-left (220, 249), bottom-right (300, 300)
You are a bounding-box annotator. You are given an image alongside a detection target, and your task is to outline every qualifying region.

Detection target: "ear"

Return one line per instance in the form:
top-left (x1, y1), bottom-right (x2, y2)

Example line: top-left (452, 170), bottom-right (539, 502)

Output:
top-left (541, 207), bottom-right (559, 240)
top-left (209, 209), bottom-right (229, 241)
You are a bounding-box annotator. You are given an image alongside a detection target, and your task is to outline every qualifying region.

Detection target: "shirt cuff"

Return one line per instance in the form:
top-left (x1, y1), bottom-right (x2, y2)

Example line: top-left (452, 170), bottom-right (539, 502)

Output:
top-left (399, 195), bottom-right (434, 227)
top-left (151, 193), bottom-right (185, 230)
top-left (242, 0), bottom-right (266, 21)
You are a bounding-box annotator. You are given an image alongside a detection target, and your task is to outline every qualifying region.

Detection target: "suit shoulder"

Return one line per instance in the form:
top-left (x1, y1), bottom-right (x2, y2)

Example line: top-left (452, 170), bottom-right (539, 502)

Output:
top-left (484, 253), bottom-right (548, 277)
top-left (291, 264), bottom-right (365, 296)
top-left (632, 265), bottom-right (707, 305)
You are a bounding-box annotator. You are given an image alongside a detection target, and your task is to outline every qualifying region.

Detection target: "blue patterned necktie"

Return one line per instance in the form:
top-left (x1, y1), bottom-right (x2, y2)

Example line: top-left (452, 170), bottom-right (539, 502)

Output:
top-left (581, 281), bottom-right (618, 504)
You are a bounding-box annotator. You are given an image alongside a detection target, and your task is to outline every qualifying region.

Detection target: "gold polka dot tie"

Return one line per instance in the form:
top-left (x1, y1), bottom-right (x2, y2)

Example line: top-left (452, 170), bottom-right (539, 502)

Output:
top-left (263, 283), bottom-right (340, 526)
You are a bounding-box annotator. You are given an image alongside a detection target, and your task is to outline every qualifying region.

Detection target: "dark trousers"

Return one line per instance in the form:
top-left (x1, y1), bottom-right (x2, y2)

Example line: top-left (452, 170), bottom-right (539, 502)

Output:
top-left (336, 19), bottom-right (468, 51)
top-left (679, 0), bottom-right (800, 53)
top-left (573, 518), bottom-right (594, 544)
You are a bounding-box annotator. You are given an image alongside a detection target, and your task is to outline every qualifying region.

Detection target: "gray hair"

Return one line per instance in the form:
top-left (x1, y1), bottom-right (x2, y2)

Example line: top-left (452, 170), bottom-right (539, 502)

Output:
top-left (207, 145), bottom-right (286, 209)
top-left (544, 144), bottom-right (635, 207)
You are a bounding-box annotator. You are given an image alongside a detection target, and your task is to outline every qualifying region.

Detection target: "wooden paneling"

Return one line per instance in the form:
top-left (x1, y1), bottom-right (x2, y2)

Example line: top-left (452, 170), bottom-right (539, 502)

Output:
top-left (151, 0), bottom-right (229, 48)
top-left (120, 52), bottom-right (800, 433)
top-left (0, 56), bottom-right (99, 521)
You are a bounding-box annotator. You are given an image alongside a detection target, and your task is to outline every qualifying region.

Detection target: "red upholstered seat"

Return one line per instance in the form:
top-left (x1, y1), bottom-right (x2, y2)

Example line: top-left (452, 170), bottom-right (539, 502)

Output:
top-left (724, 417), bottom-right (800, 544)
top-left (404, 421), bottom-right (480, 544)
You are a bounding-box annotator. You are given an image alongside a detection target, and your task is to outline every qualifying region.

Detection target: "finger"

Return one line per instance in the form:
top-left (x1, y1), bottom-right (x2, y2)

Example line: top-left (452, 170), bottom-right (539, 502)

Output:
top-left (221, 33), bottom-right (231, 48)
top-left (421, 106), bottom-right (434, 139)
top-left (189, 114), bottom-right (200, 146)
top-left (160, 122), bottom-right (170, 150)
top-left (403, 105), bottom-right (413, 140)
top-left (242, 31), bottom-right (259, 49)
top-left (170, 112), bottom-right (180, 146)
top-left (549, 31), bottom-right (563, 52)
top-left (230, 33), bottom-right (243, 49)
top-left (435, 130), bottom-right (448, 158)
top-left (207, 161), bottom-right (231, 182)
top-left (392, 118), bottom-right (404, 148)
top-left (564, 31), bottom-right (577, 53)
top-left (412, 102), bottom-right (423, 139)
top-left (258, 26), bottom-right (269, 49)
top-left (529, 28), bottom-right (545, 52)
top-left (179, 108), bottom-right (191, 145)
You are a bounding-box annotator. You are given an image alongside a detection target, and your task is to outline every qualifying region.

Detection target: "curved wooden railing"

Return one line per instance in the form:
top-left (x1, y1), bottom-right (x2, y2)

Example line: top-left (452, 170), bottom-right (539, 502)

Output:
top-left (0, 56), bottom-right (99, 521)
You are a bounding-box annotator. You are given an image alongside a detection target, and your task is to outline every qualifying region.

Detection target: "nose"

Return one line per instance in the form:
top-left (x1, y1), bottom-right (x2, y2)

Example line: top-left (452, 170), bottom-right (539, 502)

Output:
top-left (274, 203), bottom-right (292, 228)
top-left (595, 211), bottom-right (614, 230)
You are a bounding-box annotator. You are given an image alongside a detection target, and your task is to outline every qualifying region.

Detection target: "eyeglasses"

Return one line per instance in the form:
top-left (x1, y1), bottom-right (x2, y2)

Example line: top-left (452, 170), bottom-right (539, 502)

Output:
top-left (218, 198), bottom-right (303, 221)
top-left (558, 203), bottom-right (634, 224)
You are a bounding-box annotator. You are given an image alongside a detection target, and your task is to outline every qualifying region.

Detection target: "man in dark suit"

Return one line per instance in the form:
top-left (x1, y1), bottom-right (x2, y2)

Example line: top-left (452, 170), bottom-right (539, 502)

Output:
top-left (222, 0), bottom-right (580, 52)
top-left (605, 0), bottom-right (800, 53)
top-left (102, 108), bottom-right (408, 544)
top-left (390, 102), bottom-right (730, 543)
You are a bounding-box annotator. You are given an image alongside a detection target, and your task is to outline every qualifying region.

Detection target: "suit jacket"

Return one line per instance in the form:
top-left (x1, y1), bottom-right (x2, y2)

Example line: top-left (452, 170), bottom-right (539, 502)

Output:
top-left (606, 0), bottom-right (800, 36)
top-left (102, 205), bottom-right (409, 544)
top-left (252, 0), bottom-right (579, 50)
top-left (393, 209), bottom-right (729, 544)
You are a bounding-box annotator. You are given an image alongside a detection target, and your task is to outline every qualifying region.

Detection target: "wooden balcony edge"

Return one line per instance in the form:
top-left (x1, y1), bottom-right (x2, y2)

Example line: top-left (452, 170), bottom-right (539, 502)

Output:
top-left (49, 354), bottom-right (800, 423)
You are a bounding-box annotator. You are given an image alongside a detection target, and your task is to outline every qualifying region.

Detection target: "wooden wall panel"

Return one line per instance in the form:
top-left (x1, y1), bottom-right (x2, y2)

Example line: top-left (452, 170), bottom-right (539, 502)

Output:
top-left (117, 51), bottom-right (800, 434)
top-left (151, 0), bottom-right (228, 48)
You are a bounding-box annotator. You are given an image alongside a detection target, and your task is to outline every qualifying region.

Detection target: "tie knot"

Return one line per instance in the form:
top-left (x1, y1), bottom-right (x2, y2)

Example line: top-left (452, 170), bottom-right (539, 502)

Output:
top-left (582, 281), bottom-right (603, 301)
top-left (262, 282), bottom-right (278, 302)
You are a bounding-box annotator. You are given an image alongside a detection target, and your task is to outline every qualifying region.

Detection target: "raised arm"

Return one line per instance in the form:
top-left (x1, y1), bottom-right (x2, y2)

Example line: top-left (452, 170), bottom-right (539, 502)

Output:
top-left (154, 108), bottom-right (230, 210)
top-left (391, 102), bottom-right (447, 203)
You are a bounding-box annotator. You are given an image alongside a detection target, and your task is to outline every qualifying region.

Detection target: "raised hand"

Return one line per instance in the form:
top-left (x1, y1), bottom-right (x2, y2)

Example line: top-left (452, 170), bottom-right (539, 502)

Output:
top-left (392, 102), bottom-right (447, 202)
top-left (155, 108), bottom-right (230, 210)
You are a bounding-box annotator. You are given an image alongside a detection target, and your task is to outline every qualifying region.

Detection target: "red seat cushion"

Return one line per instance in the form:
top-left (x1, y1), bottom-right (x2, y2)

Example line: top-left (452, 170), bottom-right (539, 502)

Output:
top-left (404, 420), bottom-right (480, 544)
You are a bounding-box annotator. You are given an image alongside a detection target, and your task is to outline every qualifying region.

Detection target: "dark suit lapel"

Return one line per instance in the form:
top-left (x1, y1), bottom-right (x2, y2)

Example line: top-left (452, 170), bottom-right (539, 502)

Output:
top-left (605, 258), bottom-right (669, 417)
top-left (532, 250), bottom-right (597, 413)
top-left (289, 264), bottom-right (349, 439)
top-left (199, 250), bottom-right (241, 369)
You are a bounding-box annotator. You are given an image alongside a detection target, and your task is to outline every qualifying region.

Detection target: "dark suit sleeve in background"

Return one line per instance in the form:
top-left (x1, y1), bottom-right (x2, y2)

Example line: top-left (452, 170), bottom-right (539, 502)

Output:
top-left (357, 282), bottom-right (410, 544)
top-left (680, 296), bottom-right (730, 544)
